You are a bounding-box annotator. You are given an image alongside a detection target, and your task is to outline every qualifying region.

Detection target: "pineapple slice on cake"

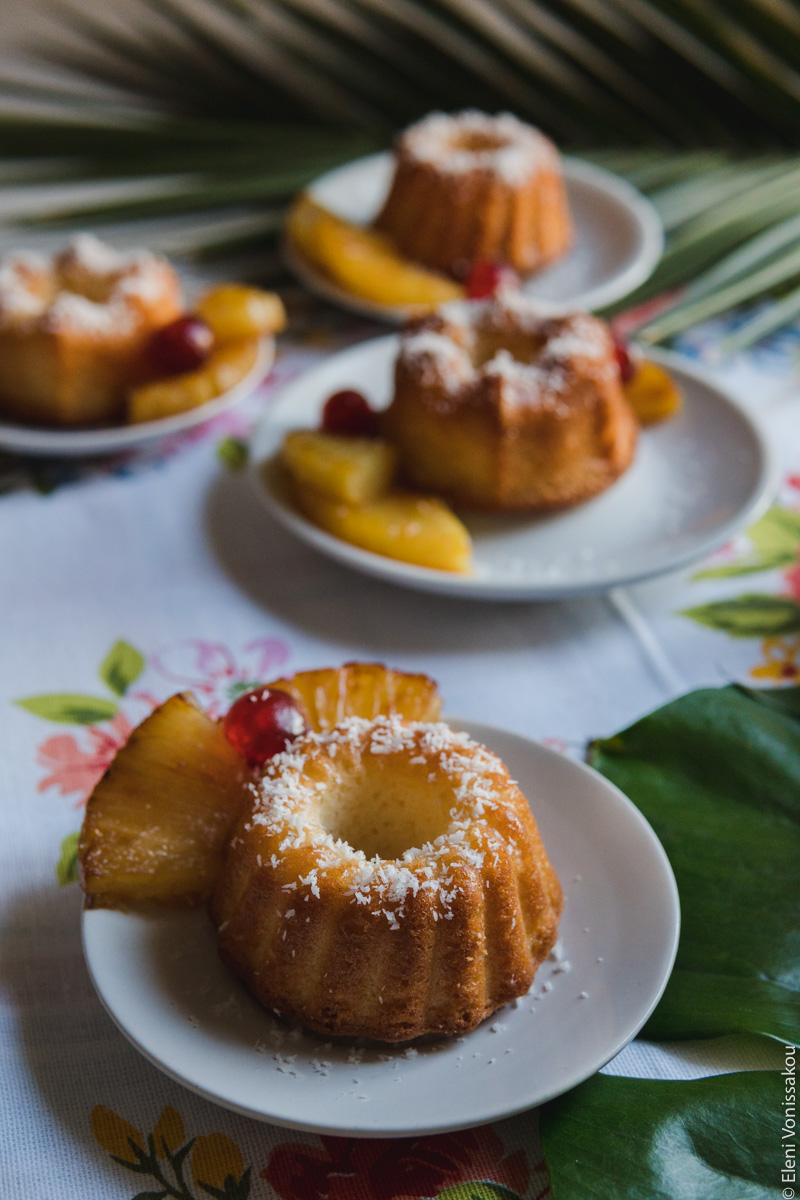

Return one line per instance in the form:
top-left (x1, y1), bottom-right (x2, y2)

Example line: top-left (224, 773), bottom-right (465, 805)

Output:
top-left (267, 662), bottom-right (442, 732)
top-left (79, 693), bottom-right (249, 907)
top-left (292, 484), bottom-right (473, 574)
top-left (282, 429), bottom-right (397, 505)
top-left (79, 666), bottom-right (443, 907)
top-left (128, 338), bottom-right (259, 423)
top-left (624, 359), bottom-right (683, 424)
top-left (287, 194), bottom-right (463, 308)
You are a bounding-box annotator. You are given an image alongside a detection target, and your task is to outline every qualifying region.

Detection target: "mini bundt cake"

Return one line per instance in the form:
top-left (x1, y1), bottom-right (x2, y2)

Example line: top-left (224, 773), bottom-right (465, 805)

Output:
top-left (0, 234), bottom-right (181, 425)
top-left (210, 715), bottom-right (562, 1042)
top-left (375, 111), bottom-right (572, 278)
top-left (382, 294), bottom-right (638, 512)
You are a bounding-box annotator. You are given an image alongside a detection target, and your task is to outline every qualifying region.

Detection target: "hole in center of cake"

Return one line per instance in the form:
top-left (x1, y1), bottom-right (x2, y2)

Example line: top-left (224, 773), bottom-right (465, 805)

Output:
top-left (449, 130), bottom-right (509, 155)
top-left (472, 330), bottom-right (540, 369)
top-left (315, 758), bottom-right (454, 861)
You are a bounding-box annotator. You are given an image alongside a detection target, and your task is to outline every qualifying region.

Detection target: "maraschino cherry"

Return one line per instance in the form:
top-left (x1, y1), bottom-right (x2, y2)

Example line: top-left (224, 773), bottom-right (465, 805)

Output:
top-left (465, 259), bottom-right (518, 299)
top-left (321, 389), bottom-right (378, 436)
top-left (223, 687), bottom-right (308, 767)
top-left (148, 315), bottom-right (214, 376)
top-left (612, 332), bottom-right (636, 384)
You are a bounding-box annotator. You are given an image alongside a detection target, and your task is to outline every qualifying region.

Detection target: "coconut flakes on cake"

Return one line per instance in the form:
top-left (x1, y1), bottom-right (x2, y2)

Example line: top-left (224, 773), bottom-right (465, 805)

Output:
top-left (248, 715), bottom-right (506, 920)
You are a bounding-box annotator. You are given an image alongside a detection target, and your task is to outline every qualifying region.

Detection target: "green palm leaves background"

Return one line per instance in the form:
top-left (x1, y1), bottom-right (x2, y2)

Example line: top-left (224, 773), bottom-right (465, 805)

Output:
top-left (4, 0), bottom-right (800, 347)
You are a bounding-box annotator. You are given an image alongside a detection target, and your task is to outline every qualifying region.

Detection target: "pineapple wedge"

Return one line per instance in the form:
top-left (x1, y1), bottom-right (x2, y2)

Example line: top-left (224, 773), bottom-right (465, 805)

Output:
top-left (282, 429), bottom-right (397, 504)
top-left (625, 359), bottom-right (683, 424)
top-left (266, 662), bottom-right (442, 731)
top-left (293, 484), bottom-right (473, 574)
top-left (79, 693), bottom-right (249, 907)
top-left (128, 338), bottom-right (259, 423)
top-left (196, 284), bottom-right (286, 341)
top-left (287, 194), bottom-right (463, 308)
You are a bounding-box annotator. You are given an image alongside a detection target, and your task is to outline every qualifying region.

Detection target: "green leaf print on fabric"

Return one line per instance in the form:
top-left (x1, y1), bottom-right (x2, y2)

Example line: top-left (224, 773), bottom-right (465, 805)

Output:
top-left (56, 831), bottom-right (80, 885)
top-left (217, 436), bottom-right (249, 470)
top-left (681, 594), bottom-right (800, 636)
top-left (99, 640), bottom-right (146, 696)
top-left (694, 506), bottom-right (800, 579)
top-left (439, 1184), bottom-right (523, 1200)
top-left (16, 694), bottom-right (120, 724)
top-left (92, 1106), bottom-right (253, 1200)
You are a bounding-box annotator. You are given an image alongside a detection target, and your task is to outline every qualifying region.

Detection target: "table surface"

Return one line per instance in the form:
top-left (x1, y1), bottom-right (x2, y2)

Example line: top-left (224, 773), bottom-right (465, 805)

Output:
top-left (1, 295), bottom-right (793, 1199)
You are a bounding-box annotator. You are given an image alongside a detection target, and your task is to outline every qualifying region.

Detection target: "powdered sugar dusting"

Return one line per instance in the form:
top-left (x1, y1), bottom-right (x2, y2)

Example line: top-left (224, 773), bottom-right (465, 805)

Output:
top-left (400, 296), bottom-right (614, 407)
top-left (0, 234), bottom-right (177, 335)
top-left (400, 330), bottom-right (471, 390)
top-left (400, 111), bottom-right (554, 184)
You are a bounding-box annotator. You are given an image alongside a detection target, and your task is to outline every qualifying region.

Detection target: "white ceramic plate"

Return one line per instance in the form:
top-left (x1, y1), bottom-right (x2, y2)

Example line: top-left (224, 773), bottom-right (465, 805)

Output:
top-left (284, 153), bottom-right (664, 321)
top-left (82, 720), bottom-right (679, 1138)
top-left (249, 338), bottom-right (776, 601)
top-left (0, 339), bottom-right (274, 458)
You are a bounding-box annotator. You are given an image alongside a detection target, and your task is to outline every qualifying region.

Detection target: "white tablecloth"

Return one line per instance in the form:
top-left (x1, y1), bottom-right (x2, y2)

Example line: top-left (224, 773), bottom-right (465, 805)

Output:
top-left (1, 301), bottom-right (792, 1199)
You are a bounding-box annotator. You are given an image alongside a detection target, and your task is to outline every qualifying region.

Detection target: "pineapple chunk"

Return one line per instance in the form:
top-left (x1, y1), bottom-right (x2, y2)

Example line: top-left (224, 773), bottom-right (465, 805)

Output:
top-left (286, 194), bottom-right (463, 309)
top-left (266, 663), bottom-right (442, 732)
top-left (196, 285), bottom-right (286, 342)
top-left (292, 484), bottom-right (473, 574)
top-left (282, 429), bottom-right (397, 504)
top-left (79, 693), bottom-right (249, 907)
top-left (128, 338), bottom-right (259, 423)
top-left (625, 359), bottom-right (683, 424)
top-left (208, 338), bottom-right (260, 392)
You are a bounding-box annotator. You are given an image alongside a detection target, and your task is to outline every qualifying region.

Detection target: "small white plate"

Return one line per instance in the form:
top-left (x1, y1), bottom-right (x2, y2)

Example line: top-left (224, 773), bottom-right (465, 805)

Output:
top-left (249, 338), bottom-right (776, 601)
top-left (82, 720), bottom-right (679, 1137)
top-left (284, 153), bottom-right (664, 321)
top-left (0, 339), bottom-right (274, 458)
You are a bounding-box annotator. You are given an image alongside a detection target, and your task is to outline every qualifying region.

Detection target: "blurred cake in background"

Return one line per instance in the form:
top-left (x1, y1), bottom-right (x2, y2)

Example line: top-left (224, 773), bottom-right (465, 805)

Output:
top-left (376, 111), bottom-right (572, 278)
top-left (0, 235), bottom-right (181, 426)
top-left (383, 293), bottom-right (637, 512)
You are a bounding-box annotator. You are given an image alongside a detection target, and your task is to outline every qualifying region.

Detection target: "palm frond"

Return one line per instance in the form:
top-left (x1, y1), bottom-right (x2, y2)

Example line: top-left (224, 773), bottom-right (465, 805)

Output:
top-left (1, 1), bottom-right (800, 350)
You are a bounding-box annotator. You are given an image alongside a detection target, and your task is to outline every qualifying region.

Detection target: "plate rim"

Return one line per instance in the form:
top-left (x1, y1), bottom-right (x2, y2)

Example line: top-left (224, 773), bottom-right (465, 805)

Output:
top-left (248, 339), bottom-right (778, 601)
top-left (81, 718), bottom-right (681, 1137)
top-left (283, 152), bottom-right (665, 322)
top-left (0, 338), bottom-right (274, 458)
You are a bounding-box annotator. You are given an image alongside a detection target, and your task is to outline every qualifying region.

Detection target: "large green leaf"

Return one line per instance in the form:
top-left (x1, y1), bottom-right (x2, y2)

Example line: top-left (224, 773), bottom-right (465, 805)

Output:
top-left (5, 4), bottom-right (800, 343)
top-left (540, 1070), bottom-right (784, 1200)
top-left (589, 685), bottom-right (800, 1044)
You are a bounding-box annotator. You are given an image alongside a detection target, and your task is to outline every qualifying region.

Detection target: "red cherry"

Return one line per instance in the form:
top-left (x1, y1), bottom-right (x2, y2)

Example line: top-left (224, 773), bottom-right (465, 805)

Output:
top-left (148, 315), bottom-right (214, 376)
top-left (223, 687), bottom-right (308, 767)
top-left (612, 333), bottom-right (636, 384)
top-left (321, 389), bottom-right (378, 436)
top-left (466, 259), bottom-right (517, 299)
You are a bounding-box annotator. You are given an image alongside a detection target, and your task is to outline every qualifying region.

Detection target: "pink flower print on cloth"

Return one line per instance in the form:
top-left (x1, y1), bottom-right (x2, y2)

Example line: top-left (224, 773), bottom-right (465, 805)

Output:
top-left (36, 711), bottom-right (134, 805)
top-left (150, 636), bottom-right (290, 718)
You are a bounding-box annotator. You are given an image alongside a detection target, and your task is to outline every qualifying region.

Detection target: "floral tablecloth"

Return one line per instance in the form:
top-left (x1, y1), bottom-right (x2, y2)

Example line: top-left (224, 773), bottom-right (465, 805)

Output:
top-left (1, 293), bottom-right (793, 1199)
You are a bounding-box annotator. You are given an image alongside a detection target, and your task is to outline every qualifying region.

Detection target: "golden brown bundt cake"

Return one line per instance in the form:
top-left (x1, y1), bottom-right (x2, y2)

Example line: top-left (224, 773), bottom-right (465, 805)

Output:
top-left (210, 715), bottom-right (562, 1042)
top-left (0, 234), bottom-right (181, 426)
top-left (375, 110), bottom-right (572, 278)
top-left (382, 294), bottom-right (638, 512)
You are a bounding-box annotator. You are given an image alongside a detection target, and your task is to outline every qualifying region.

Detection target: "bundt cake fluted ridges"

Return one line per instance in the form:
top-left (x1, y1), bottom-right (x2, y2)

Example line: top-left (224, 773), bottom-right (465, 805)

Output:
top-left (383, 294), bottom-right (638, 512)
top-left (375, 111), bottom-right (572, 278)
top-left (210, 715), bottom-right (562, 1042)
